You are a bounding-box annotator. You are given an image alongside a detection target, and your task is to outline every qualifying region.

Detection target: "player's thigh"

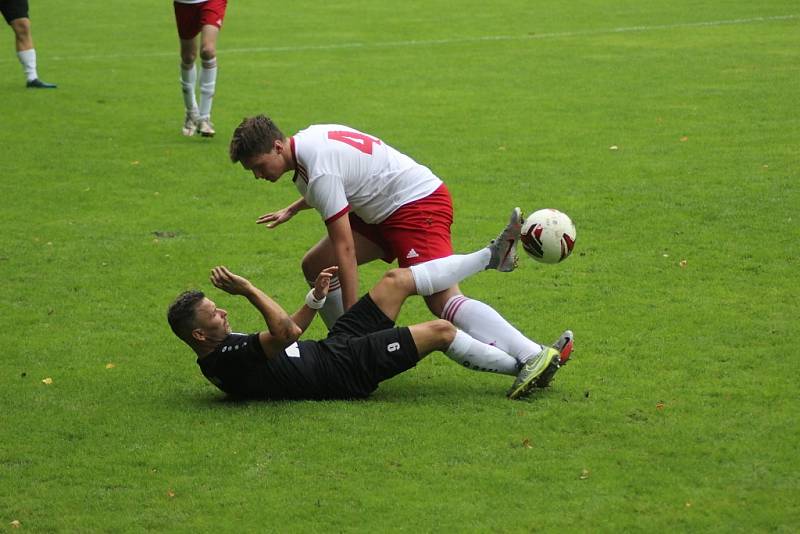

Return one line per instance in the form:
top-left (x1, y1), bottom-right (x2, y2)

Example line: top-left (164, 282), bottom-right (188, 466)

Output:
top-left (408, 320), bottom-right (455, 358)
top-left (368, 268), bottom-right (416, 322)
top-left (359, 327), bottom-right (420, 381)
top-left (199, 24), bottom-right (219, 57)
top-left (301, 232), bottom-right (385, 278)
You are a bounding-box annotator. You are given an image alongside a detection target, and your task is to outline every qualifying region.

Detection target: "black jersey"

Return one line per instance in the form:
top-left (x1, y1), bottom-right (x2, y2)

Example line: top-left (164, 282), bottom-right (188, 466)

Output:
top-left (197, 333), bottom-right (324, 400)
top-left (196, 295), bottom-right (419, 400)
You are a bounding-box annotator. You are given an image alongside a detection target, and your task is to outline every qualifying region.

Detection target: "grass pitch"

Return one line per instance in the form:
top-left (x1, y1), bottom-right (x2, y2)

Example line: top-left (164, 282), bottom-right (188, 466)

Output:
top-left (1, 1), bottom-right (798, 531)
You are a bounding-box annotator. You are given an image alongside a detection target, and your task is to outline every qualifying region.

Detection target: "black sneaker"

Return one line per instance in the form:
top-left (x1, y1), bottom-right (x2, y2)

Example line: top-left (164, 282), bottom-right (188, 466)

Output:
top-left (26, 78), bottom-right (57, 89)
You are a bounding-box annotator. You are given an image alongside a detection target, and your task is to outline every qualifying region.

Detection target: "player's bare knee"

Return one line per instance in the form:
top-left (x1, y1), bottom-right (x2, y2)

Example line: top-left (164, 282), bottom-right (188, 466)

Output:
top-left (429, 319), bottom-right (456, 346)
top-left (300, 252), bottom-right (322, 281)
top-left (381, 268), bottom-right (414, 294)
top-left (11, 19), bottom-right (31, 39)
top-left (200, 47), bottom-right (216, 62)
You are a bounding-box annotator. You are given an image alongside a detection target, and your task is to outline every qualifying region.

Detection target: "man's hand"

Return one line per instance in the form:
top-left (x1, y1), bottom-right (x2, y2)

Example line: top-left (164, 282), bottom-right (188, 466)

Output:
top-left (256, 206), bottom-right (295, 228)
top-left (210, 266), bottom-right (253, 295)
top-left (313, 266), bottom-right (339, 300)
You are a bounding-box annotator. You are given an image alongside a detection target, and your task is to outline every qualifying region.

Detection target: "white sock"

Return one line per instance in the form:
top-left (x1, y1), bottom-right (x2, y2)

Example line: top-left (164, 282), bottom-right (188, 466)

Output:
top-left (409, 249), bottom-right (491, 296)
top-left (445, 329), bottom-right (519, 375)
top-left (313, 276), bottom-right (344, 329)
top-left (180, 63), bottom-right (198, 113)
top-left (199, 59), bottom-right (217, 120)
top-left (17, 48), bottom-right (38, 82)
top-left (443, 295), bottom-right (543, 364)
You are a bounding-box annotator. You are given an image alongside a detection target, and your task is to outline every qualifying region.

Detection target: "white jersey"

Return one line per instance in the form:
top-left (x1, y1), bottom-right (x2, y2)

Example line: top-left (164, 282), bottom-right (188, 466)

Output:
top-left (291, 124), bottom-right (443, 224)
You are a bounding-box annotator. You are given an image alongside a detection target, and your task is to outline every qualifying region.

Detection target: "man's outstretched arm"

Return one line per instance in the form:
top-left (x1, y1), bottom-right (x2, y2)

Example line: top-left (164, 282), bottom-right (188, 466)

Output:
top-left (210, 266), bottom-right (302, 355)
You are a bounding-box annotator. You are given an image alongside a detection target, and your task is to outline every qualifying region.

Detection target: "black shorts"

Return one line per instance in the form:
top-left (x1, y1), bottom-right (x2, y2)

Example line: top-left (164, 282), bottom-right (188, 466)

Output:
top-left (1, 0), bottom-right (29, 24)
top-left (316, 294), bottom-right (419, 398)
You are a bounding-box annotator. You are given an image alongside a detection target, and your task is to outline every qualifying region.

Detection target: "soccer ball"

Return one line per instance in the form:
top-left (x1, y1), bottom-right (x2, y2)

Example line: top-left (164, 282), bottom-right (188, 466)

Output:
top-left (520, 209), bottom-right (577, 264)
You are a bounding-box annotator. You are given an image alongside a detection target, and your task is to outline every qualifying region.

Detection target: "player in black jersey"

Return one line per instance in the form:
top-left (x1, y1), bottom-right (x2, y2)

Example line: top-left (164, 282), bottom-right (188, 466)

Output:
top-left (167, 216), bottom-right (573, 400)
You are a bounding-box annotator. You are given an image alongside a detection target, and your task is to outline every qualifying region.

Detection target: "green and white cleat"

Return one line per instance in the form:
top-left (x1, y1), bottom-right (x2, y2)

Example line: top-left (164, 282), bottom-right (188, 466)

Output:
top-left (507, 346), bottom-right (561, 400)
top-left (532, 330), bottom-right (574, 389)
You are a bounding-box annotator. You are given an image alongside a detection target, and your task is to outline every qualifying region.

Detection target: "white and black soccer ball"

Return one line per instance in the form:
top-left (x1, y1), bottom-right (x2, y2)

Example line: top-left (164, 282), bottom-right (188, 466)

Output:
top-left (520, 209), bottom-right (577, 264)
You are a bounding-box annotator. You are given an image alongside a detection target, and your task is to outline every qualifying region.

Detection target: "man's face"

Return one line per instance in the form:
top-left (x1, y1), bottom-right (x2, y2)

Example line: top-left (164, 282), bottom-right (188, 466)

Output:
top-left (241, 141), bottom-right (288, 182)
top-left (193, 297), bottom-right (231, 343)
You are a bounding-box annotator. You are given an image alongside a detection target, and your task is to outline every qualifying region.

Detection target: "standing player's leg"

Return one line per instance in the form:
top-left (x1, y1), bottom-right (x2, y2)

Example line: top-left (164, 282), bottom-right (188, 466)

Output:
top-left (384, 192), bottom-right (551, 371)
top-left (423, 208), bottom-right (547, 365)
top-left (178, 36), bottom-right (199, 135)
top-left (195, 0), bottom-right (227, 137)
top-left (196, 23), bottom-right (218, 136)
top-left (301, 230), bottom-right (386, 329)
top-left (411, 208), bottom-right (567, 396)
top-left (7, 5), bottom-right (55, 88)
top-left (175, 1), bottom-right (200, 135)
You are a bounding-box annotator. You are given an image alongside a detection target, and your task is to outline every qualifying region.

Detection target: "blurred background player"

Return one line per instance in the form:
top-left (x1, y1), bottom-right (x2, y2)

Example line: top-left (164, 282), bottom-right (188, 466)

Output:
top-left (2, 0), bottom-right (56, 88)
top-left (173, 0), bottom-right (227, 137)
top-left (229, 116), bottom-right (574, 387)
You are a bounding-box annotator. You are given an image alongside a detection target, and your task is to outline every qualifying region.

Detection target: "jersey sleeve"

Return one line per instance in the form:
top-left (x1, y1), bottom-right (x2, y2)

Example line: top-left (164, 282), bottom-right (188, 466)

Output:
top-left (306, 174), bottom-right (350, 224)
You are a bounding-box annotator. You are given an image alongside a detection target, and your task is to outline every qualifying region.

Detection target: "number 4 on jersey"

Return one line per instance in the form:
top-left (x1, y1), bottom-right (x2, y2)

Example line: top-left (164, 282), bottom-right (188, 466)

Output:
top-left (327, 130), bottom-right (382, 155)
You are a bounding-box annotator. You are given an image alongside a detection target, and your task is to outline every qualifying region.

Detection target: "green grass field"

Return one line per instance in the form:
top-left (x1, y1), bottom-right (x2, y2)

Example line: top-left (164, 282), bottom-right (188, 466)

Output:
top-left (1, 1), bottom-right (798, 531)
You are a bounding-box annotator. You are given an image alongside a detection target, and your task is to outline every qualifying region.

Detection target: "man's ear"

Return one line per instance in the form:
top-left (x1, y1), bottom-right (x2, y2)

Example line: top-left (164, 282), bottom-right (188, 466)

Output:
top-left (191, 328), bottom-right (206, 342)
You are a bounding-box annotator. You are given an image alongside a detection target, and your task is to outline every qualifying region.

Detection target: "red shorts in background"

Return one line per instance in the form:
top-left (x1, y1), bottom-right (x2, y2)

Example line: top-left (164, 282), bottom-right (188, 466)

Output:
top-left (173, 0), bottom-right (228, 40)
top-left (349, 183), bottom-right (454, 268)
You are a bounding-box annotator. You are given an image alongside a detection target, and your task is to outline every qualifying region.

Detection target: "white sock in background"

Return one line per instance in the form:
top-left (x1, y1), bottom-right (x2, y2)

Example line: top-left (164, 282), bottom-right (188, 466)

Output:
top-left (445, 329), bottom-right (519, 375)
top-left (180, 63), bottom-right (198, 113)
top-left (199, 59), bottom-right (217, 120)
top-left (17, 48), bottom-right (38, 81)
top-left (443, 295), bottom-right (543, 365)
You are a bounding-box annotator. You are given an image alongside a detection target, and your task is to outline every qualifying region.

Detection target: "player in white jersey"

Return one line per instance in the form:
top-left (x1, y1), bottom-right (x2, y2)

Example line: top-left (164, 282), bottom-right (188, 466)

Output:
top-left (173, 0), bottom-right (227, 136)
top-left (229, 115), bottom-right (575, 388)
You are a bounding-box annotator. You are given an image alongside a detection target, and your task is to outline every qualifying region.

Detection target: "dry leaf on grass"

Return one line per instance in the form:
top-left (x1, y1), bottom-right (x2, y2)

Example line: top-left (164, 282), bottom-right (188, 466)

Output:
top-left (42, 377), bottom-right (53, 385)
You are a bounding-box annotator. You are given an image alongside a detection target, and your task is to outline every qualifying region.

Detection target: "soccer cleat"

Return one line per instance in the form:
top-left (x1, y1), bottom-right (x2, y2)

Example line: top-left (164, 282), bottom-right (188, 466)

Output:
top-left (182, 111), bottom-right (200, 136)
top-left (552, 329), bottom-right (574, 365)
top-left (506, 346), bottom-right (560, 400)
top-left (197, 118), bottom-right (216, 137)
top-left (26, 78), bottom-right (57, 89)
top-left (487, 207), bottom-right (523, 272)
top-left (531, 330), bottom-right (574, 389)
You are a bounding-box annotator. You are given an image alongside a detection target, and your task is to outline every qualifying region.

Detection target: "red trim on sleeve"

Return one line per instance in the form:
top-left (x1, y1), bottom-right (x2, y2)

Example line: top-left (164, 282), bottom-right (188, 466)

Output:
top-left (325, 205), bottom-right (351, 225)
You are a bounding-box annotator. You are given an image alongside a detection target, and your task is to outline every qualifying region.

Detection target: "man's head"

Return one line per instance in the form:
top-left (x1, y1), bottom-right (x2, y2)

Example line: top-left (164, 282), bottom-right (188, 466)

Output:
top-left (229, 115), bottom-right (291, 182)
top-left (167, 290), bottom-right (231, 352)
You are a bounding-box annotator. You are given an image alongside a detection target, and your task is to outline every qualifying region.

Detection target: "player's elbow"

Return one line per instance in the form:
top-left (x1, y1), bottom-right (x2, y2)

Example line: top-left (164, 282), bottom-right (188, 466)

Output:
top-left (272, 320), bottom-right (303, 345)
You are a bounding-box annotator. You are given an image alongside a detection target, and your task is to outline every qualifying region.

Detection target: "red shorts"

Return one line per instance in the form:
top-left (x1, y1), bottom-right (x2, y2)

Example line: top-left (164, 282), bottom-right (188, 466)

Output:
top-left (173, 0), bottom-right (227, 40)
top-left (349, 183), bottom-right (454, 268)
